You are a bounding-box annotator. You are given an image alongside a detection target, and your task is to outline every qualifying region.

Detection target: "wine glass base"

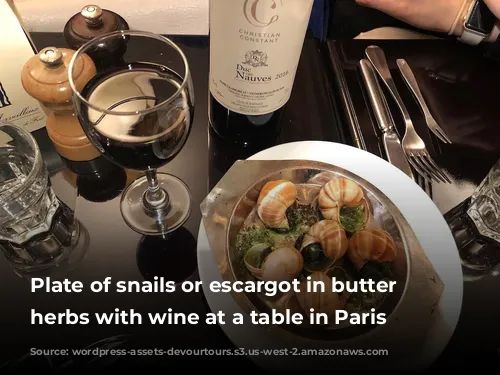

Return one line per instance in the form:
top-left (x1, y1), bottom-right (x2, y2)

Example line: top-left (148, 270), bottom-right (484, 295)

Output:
top-left (120, 173), bottom-right (191, 236)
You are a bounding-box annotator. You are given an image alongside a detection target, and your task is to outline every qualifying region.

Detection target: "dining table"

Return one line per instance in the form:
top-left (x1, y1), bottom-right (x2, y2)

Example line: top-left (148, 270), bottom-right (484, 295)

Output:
top-left (0, 32), bottom-right (498, 372)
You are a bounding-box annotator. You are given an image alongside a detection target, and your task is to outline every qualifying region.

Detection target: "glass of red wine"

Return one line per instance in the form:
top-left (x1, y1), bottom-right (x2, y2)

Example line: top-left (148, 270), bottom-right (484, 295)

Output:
top-left (68, 30), bottom-right (194, 236)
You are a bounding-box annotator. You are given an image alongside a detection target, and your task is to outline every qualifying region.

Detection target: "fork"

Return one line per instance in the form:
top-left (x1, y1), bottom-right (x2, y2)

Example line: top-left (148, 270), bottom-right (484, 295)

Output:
top-left (365, 46), bottom-right (451, 184)
top-left (396, 59), bottom-right (452, 144)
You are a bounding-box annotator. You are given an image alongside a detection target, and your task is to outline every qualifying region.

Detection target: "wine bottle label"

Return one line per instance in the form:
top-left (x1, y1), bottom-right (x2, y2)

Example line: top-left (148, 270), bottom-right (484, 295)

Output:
top-left (0, 1), bottom-right (45, 131)
top-left (0, 1), bottom-right (45, 133)
top-left (209, 0), bottom-right (314, 116)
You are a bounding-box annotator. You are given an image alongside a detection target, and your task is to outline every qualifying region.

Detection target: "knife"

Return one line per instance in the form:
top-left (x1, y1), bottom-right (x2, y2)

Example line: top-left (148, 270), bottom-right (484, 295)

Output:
top-left (359, 59), bottom-right (414, 180)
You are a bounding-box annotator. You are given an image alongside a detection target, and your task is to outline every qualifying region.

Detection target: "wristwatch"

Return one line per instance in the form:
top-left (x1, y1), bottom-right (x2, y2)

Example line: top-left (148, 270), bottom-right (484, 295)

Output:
top-left (458, 0), bottom-right (496, 45)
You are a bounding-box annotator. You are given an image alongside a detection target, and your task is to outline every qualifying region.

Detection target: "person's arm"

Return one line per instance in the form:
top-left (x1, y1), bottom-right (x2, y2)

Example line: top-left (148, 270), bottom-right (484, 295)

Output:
top-left (328, 0), bottom-right (445, 40)
top-left (355, 0), bottom-right (500, 43)
top-left (355, 0), bottom-right (465, 35)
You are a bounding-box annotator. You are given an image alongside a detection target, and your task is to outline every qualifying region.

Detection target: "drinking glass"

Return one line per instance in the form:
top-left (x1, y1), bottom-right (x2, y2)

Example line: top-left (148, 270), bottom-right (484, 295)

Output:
top-left (467, 158), bottom-right (500, 243)
top-left (446, 158), bottom-right (500, 272)
top-left (68, 31), bottom-right (195, 236)
top-left (0, 122), bottom-right (83, 278)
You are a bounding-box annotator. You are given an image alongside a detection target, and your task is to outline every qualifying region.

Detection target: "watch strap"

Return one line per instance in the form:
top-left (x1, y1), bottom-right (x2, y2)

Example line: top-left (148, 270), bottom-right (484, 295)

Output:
top-left (458, 0), bottom-right (497, 45)
top-left (458, 29), bottom-right (486, 45)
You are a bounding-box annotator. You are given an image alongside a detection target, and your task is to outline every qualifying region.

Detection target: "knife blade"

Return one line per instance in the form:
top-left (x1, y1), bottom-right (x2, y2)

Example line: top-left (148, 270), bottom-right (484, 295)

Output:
top-left (359, 59), bottom-right (414, 180)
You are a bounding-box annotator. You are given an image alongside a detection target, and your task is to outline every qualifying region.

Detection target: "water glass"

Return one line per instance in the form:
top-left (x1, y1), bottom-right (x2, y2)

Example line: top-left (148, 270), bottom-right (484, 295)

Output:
top-left (446, 158), bottom-right (500, 272)
top-left (0, 122), bottom-right (81, 277)
top-left (467, 158), bottom-right (500, 243)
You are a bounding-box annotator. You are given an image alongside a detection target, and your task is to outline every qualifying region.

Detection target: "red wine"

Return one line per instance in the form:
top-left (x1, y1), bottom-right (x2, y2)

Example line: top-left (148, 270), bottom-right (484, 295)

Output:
top-left (79, 63), bottom-right (193, 170)
top-left (136, 227), bottom-right (197, 284)
top-left (208, 0), bottom-right (313, 146)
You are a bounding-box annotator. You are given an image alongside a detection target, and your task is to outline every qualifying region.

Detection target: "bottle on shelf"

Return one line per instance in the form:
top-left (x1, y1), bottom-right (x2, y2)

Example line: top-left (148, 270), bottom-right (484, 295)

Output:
top-left (21, 46), bottom-right (114, 174)
top-left (64, 4), bottom-right (129, 69)
top-left (208, 0), bottom-right (314, 149)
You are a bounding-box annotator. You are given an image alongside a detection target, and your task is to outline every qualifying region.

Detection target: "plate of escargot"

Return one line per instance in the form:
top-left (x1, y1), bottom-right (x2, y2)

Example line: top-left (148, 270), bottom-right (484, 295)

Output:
top-left (200, 145), bottom-right (459, 368)
top-left (227, 167), bottom-right (409, 340)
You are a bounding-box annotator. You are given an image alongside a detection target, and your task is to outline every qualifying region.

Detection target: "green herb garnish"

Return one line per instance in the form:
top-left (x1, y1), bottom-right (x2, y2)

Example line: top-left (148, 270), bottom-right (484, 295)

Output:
top-left (235, 227), bottom-right (273, 256)
top-left (340, 204), bottom-right (366, 233)
top-left (235, 227), bottom-right (274, 270)
top-left (287, 204), bottom-right (319, 231)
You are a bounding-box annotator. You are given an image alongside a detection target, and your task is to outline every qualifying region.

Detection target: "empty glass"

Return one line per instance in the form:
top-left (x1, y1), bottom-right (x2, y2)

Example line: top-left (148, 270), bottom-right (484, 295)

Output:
top-left (446, 158), bottom-right (500, 272)
top-left (467, 158), bottom-right (500, 243)
top-left (68, 30), bottom-right (194, 236)
top-left (0, 122), bottom-right (83, 278)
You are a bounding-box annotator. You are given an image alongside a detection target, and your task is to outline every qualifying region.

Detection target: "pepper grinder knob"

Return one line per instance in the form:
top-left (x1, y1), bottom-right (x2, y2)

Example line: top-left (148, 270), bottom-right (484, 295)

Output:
top-left (81, 5), bottom-right (103, 26)
top-left (39, 47), bottom-right (63, 68)
top-left (64, 4), bottom-right (130, 69)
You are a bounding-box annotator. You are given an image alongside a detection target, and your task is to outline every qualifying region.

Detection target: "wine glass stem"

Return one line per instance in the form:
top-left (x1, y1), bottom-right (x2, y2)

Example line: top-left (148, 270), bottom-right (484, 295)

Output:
top-left (144, 169), bottom-right (170, 211)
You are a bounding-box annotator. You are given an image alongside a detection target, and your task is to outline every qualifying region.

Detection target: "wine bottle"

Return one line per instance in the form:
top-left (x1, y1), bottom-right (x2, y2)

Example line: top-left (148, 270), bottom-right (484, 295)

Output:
top-left (209, 0), bottom-right (314, 147)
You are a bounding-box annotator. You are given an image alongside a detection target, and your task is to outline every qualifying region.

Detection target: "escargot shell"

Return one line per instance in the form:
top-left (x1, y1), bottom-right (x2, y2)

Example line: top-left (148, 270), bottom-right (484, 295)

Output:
top-left (244, 243), bottom-right (272, 280)
top-left (301, 220), bottom-right (348, 261)
top-left (296, 271), bottom-right (347, 319)
top-left (347, 229), bottom-right (397, 269)
top-left (261, 247), bottom-right (303, 282)
top-left (257, 180), bottom-right (297, 229)
top-left (244, 245), bottom-right (303, 282)
top-left (319, 178), bottom-right (365, 221)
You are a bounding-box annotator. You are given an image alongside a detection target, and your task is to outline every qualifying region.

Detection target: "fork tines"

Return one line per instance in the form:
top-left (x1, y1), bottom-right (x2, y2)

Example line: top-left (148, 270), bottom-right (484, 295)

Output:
top-left (406, 152), bottom-right (451, 184)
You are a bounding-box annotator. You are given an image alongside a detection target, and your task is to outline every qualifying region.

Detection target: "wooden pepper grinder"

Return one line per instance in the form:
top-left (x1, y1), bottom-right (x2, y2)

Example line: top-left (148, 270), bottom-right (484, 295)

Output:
top-left (64, 5), bottom-right (129, 69)
top-left (21, 46), bottom-right (112, 174)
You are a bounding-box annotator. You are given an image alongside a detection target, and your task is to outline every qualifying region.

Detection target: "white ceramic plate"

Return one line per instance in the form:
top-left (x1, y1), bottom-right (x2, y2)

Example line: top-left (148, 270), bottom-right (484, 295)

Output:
top-left (197, 141), bottom-right (463, 371)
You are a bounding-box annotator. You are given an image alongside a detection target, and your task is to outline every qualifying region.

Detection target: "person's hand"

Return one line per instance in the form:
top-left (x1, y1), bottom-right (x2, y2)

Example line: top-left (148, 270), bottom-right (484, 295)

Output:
top-left (356, 0), bottom-right (500, 40)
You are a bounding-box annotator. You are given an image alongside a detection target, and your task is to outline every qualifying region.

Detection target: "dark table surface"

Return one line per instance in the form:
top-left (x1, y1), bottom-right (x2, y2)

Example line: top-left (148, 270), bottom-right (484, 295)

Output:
top-left (328, 39), bottom-right (500, 369)
top-left (0, 33), bottom-right (344, 372)
top-left (0, 33), bottom-right (498, 371)
top-left (328, 39), bottom-right (500, 195)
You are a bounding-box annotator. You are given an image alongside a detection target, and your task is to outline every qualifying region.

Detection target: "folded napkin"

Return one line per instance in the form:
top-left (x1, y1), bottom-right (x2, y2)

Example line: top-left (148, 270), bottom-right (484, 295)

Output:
top-left (416, 59), bottom-right (500, 155)
top-left (332, 39), bottom-right (500, 188)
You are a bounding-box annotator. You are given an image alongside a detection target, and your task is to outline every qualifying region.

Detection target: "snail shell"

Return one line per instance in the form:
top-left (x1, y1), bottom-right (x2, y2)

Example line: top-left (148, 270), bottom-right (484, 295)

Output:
top-left (244, 245), bottom-right (303, 282)
top-left (257, 180), bottom-right (297, 229)
top-left (301, 220), bottom-right (348, 261)
top-left (319, 178), bottom-right (365, 221)
top-left (296, 271), bottom-right (347, 319)
top-left (244, 243), bottom-right (272, 280)
top-left (348, 229), bottom-right (397, 269)
top-left (261, 247), bottom-right (303, 282)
